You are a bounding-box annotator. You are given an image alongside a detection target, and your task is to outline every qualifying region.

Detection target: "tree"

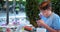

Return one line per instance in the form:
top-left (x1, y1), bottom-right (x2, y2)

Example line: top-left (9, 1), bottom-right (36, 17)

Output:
top-left (0, 0), bottom-right (5, 7)
top-left (26, 0), bottom-right (40, 27)
top-left (51, 0), bottom-right (60, 16)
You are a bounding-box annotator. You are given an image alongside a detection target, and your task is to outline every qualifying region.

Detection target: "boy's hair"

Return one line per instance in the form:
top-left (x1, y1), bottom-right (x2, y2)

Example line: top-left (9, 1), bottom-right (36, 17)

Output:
top-left (39, 1), bottom-right (51, 10)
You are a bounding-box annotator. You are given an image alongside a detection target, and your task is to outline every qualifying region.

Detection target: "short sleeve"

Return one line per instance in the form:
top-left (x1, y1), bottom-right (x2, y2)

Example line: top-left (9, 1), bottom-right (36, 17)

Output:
top-left (38, 13), bottom-right (47, 21)
top-left (52, 16), bottom-right (60, 30)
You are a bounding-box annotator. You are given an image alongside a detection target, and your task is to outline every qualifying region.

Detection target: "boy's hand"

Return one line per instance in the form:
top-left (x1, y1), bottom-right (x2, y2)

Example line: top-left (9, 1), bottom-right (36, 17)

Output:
top-left (36, 20), bottom-right (46, 27)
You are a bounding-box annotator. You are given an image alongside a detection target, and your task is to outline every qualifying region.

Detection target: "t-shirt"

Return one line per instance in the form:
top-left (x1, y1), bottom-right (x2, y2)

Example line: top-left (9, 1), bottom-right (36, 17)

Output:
top-left (39, 12), bottom-right (60, 32)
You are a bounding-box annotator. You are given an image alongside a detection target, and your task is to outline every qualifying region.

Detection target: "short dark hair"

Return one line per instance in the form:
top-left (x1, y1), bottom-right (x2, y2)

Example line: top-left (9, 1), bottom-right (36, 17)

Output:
top-left (39, 1), bottom-right (51, 10)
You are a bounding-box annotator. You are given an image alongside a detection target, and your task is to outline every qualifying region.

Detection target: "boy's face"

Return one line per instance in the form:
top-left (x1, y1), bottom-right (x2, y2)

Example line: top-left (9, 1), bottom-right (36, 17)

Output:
top-left (40, 9), bottom-right (51, 17)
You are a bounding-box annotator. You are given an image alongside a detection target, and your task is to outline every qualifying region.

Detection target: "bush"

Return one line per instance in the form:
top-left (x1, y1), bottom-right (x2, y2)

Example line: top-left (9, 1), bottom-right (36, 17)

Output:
top-left (51, 0), bottom-right (60, 16)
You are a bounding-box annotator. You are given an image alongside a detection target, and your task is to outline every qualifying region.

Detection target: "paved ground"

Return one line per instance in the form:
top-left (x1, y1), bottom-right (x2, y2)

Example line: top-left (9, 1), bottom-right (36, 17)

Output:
top-left (0, 11), bottom-right (30, 32)
top-left (0, 11), bottom-right (30, 25)
top-left (0, 11), bottom-right (26, 18)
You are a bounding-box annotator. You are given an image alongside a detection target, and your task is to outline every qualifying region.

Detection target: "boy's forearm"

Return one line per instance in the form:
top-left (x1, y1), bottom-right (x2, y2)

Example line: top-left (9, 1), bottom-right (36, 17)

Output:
top-left (57, 30), bottom-right (60, 32)
top-left (43, 24), bottom-right (57, 32)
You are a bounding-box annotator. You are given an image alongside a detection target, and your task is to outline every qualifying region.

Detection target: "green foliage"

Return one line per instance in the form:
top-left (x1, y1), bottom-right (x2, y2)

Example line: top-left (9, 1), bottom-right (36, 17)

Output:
top-left (0, 0), bottom-right (5, 7)
top-left (51, 0), bottom-right (60, 16)
top-left (38, 0), bottom-right (44, 4)
top-left (26, 0), bottom-right (40, 27)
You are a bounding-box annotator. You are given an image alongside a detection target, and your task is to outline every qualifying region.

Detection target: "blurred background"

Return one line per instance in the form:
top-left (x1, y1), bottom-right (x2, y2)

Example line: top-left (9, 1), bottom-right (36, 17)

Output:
top-left (0, 0), bottom-right (60, 27)
top-left (0, 0), bottom-right (60, 32)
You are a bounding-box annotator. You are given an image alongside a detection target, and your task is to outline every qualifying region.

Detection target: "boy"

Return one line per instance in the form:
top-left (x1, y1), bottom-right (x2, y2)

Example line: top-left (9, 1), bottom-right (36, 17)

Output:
top-left (37, 1), bottom-right (60, 32)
